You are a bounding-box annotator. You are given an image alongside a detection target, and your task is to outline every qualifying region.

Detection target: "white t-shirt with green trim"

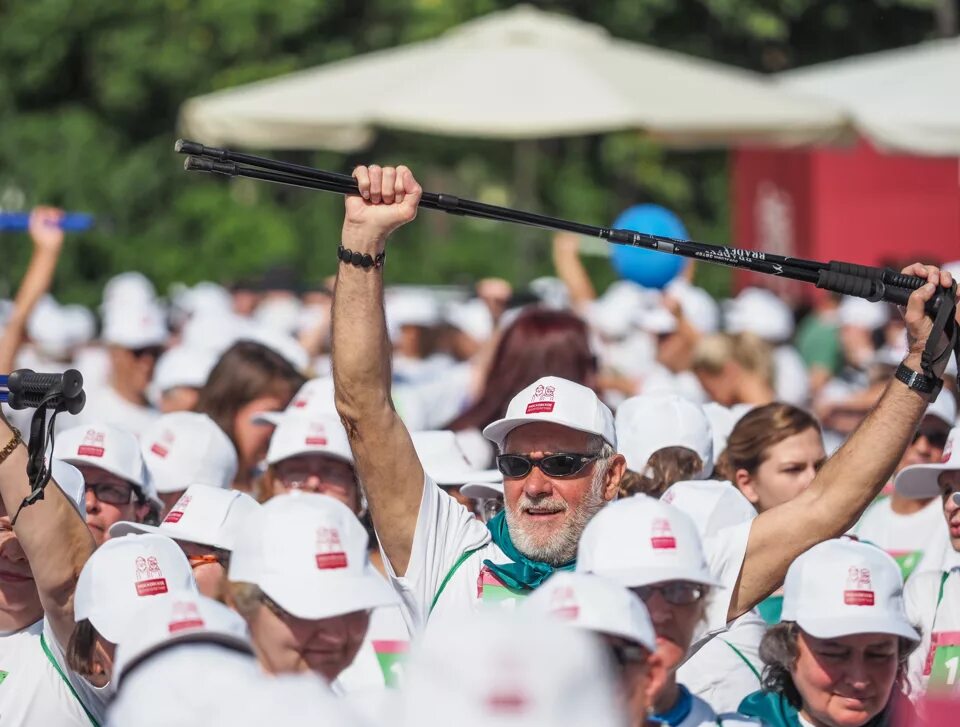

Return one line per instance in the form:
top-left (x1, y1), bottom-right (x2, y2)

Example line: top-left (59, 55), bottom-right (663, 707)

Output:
top-left (0, 619), bottom-right (107, 727)
top-left (904, 551), bottom-right (960, 699)
top-left (853, 496), bottom-right (947, 581)
top-left (384, 478), bottom-right (752, 651)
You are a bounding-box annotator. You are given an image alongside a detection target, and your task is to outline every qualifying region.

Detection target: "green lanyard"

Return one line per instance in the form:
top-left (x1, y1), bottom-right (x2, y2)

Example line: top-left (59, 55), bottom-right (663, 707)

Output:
top-left (39, 633), bottom-right (101, 727)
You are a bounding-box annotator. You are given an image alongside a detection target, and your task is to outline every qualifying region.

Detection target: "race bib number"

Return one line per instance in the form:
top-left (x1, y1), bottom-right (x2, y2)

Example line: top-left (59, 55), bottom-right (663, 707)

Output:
top-left (929, 645), bottom-right (960, 691)
top-left (477, 567), bottom-right (527, 608)
top-left (924, 631), bottom-right (960, 677)
top-left (372, 640), bottom-right (408, 688)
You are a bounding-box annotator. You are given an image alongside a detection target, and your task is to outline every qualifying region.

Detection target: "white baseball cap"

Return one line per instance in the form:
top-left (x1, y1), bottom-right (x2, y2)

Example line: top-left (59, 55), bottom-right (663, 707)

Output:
top-left (446, 298), bottom-right (494, 343)
top-left (397, 610), bottom-right (622, 727)
top-left (661, 480), bottom-right (757, 539)
top-left (152, 346), bottom-right (218, 393)
top-left (112, 592), bottom-right (252, 686)
top-left (460, 480), bottom-right (505, 500)
top-left (74, 533), bottom-right (198, 643)
top-left (577, 495), bottom-right (721, 589)
top-left (240, 326), bottom-right (310, 373)
top-left (666, 279), bottom-right (720, 335)
top-left (701, 402), bottom-right (754, 458)
top-left (102, 302), bottom-right (168, 349)
top-left (524, 572), bottom-right (656, 653)
top-left (725, 288), bottom-right (794, 342)
top-left (110, 484), bottom-right (259, 552)
top-left (412, 430), bottom-right (501, 486)
top-left (265, 412), bottom-right (354, 466)
top-left (925, 390), bottom-right (958, 428)
top-left (102, 272), bottom-right (156, 309)
top-left (55, 423), bottom-right (148, 491)
top-left (615, 394), bottom-right (713, 477)
top-left (227, 492), bottom-right (396, 620)
top-left (140, 412), bottom-right (238, 494)
top-left (837, 296), bottom-right (889, 331)
top-left (253, 377), bottom-right (336, 425)
top-left (780, 539), bottom-right (918, 642)
top-left (51, 459), bottom-right (86, 516)
top-left (633, 305), bottom-right (678, 335)
top-left (253, 296), bottom-right (302, 336)
top-left (483, 376), bottom-right (616, 450)
top-left (895, 426), bottom-right (960, 499)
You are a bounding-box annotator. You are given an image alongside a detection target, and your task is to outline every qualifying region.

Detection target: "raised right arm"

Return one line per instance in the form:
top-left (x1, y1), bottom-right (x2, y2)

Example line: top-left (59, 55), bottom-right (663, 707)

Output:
top-left (333, 165), bottom-right (424, 576)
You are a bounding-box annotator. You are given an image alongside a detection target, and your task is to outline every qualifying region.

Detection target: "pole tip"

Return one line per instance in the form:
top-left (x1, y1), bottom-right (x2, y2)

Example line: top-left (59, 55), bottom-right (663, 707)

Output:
top-left (174, 139), bottom-right (185, 153)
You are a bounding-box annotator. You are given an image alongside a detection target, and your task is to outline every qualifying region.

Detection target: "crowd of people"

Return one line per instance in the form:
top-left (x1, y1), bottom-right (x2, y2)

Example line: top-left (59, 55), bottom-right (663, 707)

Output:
top-left (0, 169), bottom-right (958, 726)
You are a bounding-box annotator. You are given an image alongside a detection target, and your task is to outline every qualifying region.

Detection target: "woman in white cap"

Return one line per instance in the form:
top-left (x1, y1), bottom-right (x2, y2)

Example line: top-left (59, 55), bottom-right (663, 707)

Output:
top-left (226, 492), bottom-right (397, 684)
top-left (895, 426), bottom-right (960, 698)
top-left (525, 571), bottom-right (668, 725)
top-left (738, 538), bottom-right (919, 727)
top-left (64, 533), bottom-right (198, 722)
top-left (614, 394), bottom-right (714, 498)
top-left (54, 423), bottom-right (162, 546)
top-left (577, 496), bottom-right (757, 726)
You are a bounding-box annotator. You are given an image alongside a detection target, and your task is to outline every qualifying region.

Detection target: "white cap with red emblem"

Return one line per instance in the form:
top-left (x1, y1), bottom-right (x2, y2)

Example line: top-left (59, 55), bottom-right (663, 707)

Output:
top-left (895, 426), bottom-right (960, 499)
top-left (396, 610), bottom-right (622, 727)
top-left (227, 492), bottom-right (396, 620)
top-left (252, 377), bottom-right (337, 426)
top-left (74, 533), bottom-right (198, 643)
top-left (482, 376), bottom-right (615, 450)
top-left (140, 412), bottom-right (238, 494)
top-left (112, 592), bottom-right (252, 686)
top-left (523, 571), bottom-right (656, 653)
top-left (576, 494), bottom-right (721, 589)
top-left (265, 411), bottom-right (354, 466)
top-left (780, 538), bottom-right (918, 642)
top-left (109, 484), bottom-right (259, 552)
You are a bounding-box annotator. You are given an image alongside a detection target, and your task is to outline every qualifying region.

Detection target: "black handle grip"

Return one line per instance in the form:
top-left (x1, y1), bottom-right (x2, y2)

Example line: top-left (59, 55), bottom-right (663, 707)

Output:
top-left (6, 369), bottom-right (84, 410)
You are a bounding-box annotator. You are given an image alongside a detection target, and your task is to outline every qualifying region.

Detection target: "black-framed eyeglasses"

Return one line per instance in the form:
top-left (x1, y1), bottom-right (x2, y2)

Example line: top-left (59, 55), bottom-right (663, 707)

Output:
top-left (632, 582), bottom-right (707, 606)
top-left (85, 481), bottom-right (137, 507)
top-left (130, 345), bottom-right (164, 359)
top-left (496, 453), bottom-right (599, 479)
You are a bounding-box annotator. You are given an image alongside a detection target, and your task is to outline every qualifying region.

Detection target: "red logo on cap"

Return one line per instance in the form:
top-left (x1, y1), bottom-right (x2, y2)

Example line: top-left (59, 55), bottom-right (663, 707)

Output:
top-left (942, 438), bottom-right (954, 464)
top-left (305, 421), bottom-right (328, 447)
top-left (650, 518), bottom-right (677, 550)
top-left (150, 428), bottom-right (176, 458)
top-left (168, 601), bottom-right (205, 633)
top-left (662, 490), bottom-right (676, 504)
top-left (315, 527), bottom-right (348, 570)
top-left (78, 429), bottom-right (105, 458)
top-left (163, 495), bottom-right (192, 524)
top-left (525, 384), bottom-right (556, 414)
top-left (843, 566), bottom-right (875, 606)
top-left (549, 585), bottom-right (580, 620)
top-left (135, 556), bottom-right (169, 596)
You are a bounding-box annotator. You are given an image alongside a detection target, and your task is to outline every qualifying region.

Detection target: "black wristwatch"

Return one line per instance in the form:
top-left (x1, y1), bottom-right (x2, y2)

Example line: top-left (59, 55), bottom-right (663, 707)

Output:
top-left (895, 362), bottom-right (942, 398)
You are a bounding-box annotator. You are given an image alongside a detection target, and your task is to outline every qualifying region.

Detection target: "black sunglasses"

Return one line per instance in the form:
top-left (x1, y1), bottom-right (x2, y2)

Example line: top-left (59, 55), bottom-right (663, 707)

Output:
top-left (496, 452), bottom-right (599, 479)
top-left (607, 642), bottom-right (649, 670)
top-left (913, 427), bottom-right (950, 451)
top-left (632, 582), bottom-right (706, 606)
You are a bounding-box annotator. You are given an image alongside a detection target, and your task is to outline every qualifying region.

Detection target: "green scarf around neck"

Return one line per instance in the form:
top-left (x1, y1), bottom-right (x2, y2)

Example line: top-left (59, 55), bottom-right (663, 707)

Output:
top-left (483, 510), bottom-right (576, 591)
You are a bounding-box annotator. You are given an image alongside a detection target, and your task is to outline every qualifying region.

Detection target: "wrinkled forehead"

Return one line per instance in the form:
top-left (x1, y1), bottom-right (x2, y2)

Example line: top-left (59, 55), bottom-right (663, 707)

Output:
top-left (502, 422), bottom-right (599, 455)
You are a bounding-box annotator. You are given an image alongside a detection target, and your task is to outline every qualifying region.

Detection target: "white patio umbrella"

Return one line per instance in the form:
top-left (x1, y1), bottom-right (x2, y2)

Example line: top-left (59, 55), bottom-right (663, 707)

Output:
top-left (179, 4), bottom-right (847, 151)
top-left (780, 37), bottom-right (960, 156)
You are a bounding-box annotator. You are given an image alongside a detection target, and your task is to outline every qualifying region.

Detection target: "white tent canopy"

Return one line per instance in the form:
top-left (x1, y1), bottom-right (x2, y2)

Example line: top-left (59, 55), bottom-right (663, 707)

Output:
top-left (180, 4), bottom-right (847, 151)
top-left (780, 37), bottom-right (960, 157)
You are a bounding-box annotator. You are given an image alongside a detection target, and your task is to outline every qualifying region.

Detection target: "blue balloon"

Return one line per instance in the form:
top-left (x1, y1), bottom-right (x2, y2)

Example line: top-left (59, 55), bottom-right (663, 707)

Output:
top-left (609, 205), bottom-right (687, 289)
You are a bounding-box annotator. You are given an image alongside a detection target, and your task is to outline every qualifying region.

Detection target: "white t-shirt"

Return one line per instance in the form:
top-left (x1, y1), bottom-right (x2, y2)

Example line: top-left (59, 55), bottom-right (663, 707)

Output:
top-left (74, 385), bottom-right (159, 438)
top-left (853, 497), bottom-right (947, 581)
top-left (385, 479), bottom-right (751, 643)
top-left (384, 479), bottom-right (507, 634)
top-left (678, 610), bottom-right (766, 714)
top-left (0, 619), bottom-right (107, 726)
top-left (904, 551), bottom-right (960, 698)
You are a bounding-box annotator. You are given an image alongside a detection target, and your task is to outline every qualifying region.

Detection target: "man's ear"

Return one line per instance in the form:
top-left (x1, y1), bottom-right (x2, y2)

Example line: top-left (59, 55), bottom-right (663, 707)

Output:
top-left (603, 453), bottom-right (627, 501)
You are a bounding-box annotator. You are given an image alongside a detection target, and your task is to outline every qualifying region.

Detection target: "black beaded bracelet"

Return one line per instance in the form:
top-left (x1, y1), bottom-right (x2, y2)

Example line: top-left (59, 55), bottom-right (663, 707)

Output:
top-left (337, 244), bottom-right (386, 270)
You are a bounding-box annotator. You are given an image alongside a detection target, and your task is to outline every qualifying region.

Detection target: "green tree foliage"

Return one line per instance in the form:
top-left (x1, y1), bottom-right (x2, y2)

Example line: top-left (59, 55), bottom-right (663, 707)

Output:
top-left (0, 0), bottom-right (941, 304)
